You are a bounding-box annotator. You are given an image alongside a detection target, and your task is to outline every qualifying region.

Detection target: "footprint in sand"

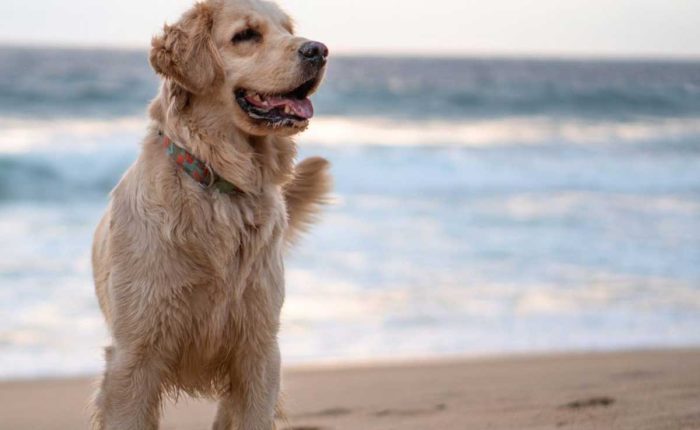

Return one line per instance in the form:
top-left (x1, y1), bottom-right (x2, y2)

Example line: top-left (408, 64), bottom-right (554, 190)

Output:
top-left (293, 406), bottom-right (353, 418)
top-left (561, 396), bottom-right (615, 409)
top-left (373, 403), bottom-right (447, 417)
top-left (282, 426), bottom-right (330, 430)
top-left (282, 427), bottom-right (329, 430)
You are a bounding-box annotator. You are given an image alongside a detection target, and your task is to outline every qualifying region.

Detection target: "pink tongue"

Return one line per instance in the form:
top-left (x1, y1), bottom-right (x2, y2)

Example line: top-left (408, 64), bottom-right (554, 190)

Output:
top-left (246, 95), bottom-right (314, 119)
top-left (269, 96), bottom-right (314, 119)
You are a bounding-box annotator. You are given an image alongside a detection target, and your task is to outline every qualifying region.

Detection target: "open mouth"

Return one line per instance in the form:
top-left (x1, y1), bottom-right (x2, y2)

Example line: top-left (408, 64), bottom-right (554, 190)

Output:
top-left (235, 76), bottom-right (320, 127)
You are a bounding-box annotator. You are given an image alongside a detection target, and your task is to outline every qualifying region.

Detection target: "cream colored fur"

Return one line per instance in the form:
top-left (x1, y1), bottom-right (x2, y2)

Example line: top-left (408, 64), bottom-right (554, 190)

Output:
top-left (90, 0), bottom-right (331, 428)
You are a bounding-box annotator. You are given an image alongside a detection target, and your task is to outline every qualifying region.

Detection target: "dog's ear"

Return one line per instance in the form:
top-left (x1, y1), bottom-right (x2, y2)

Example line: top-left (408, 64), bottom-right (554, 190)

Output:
top-left (149, 3), bottom-right (224, 94)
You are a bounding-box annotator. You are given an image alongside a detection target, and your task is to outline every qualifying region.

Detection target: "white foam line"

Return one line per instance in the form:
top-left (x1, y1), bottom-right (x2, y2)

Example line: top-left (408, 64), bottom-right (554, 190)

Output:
top-left (3, 115), bottom-right (700, 153)
top-left (0, 117), bottom-right (147, 153)
top-left (302, 116), bottom-right (700, 147)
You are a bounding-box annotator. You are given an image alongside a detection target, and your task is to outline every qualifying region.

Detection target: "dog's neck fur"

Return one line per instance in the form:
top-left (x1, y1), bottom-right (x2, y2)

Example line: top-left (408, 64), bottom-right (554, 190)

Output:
top-left (147, 80), bottom-right (297, 195)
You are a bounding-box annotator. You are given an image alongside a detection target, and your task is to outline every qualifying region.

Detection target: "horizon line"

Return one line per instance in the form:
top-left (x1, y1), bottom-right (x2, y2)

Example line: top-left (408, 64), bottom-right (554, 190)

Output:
top-left (2, 41), bottom-right (700, 62)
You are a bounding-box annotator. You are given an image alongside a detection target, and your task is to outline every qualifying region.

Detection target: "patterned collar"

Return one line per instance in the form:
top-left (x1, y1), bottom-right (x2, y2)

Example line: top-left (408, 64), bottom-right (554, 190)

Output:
top-left (160, 133), bottom-right (240, 194)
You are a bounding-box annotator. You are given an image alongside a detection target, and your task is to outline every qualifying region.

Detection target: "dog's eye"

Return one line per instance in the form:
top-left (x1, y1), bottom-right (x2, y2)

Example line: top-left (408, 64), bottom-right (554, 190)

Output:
top-left (232, 28), bottom-right (262, 44)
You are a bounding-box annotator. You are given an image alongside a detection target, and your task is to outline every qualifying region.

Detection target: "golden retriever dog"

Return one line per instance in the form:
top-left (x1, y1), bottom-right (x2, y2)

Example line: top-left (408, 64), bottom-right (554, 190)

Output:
top-left (90, 0), bottom-right (331, 428)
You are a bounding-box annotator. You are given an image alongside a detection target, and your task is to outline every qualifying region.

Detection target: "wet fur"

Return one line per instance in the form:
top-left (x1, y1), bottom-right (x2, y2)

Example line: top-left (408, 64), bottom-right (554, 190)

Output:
top-left (90, 0), bottom-right (331, 429)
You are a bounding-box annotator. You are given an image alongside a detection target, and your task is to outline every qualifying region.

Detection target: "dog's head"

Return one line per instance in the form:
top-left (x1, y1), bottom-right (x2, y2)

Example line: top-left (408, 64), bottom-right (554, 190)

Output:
top-left (150, 0), bottom-right (328, 137)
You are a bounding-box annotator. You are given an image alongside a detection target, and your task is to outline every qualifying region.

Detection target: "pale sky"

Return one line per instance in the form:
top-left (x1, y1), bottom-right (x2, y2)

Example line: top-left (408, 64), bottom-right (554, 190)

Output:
top-left (2, 0), bottom-right (700, 57)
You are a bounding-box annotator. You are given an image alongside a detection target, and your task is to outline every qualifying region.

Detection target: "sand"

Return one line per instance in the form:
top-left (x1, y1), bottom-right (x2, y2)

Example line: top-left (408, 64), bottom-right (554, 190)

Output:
top-left (1, 349), bottom-right (699, 429)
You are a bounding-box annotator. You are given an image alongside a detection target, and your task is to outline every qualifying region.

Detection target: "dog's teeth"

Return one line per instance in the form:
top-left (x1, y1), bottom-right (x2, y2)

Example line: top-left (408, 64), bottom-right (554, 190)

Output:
top-left (284, 105), bottom-right (292, 114)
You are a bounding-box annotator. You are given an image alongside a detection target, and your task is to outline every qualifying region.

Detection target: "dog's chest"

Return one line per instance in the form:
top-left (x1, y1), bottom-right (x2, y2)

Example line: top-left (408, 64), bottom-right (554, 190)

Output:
top-left (180, 190), bottom-right (287, 348)
top-left (204, 190), bottom-right (286, 280)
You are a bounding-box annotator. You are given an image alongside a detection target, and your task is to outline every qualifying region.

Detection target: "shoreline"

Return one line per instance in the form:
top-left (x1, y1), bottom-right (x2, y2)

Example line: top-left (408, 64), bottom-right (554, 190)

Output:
top-left (1, 348), bottom-right (699, 429)
top-left (2, 345), bottom-right (693, 383)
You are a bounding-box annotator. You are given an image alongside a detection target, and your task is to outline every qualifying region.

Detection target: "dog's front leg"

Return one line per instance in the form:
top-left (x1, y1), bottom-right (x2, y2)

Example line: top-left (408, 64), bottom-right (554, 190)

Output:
top-left (93, 347), bottom-right (164, 430)
top-left (212, 342), bottom-right (281, 430)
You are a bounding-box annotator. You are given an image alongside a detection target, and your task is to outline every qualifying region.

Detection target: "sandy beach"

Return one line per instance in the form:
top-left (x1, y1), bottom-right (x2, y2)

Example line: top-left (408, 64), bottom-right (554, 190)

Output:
top-left (1, 349), bottom-right (698, 429)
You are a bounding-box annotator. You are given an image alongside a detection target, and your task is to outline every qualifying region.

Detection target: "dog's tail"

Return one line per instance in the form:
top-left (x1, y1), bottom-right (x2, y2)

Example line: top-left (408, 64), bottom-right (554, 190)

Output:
top-left (283, 157), bottom-right (332, 246)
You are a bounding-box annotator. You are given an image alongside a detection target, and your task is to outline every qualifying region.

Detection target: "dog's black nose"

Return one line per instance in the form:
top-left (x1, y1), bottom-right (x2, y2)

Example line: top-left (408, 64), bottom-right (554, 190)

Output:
top-left (299, 41), bottom-right (329, 66)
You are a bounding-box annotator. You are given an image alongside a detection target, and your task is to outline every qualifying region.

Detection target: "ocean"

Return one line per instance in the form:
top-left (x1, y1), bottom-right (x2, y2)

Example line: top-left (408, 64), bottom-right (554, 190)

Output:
top-left (0, 47), bottom-right (699, 379)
